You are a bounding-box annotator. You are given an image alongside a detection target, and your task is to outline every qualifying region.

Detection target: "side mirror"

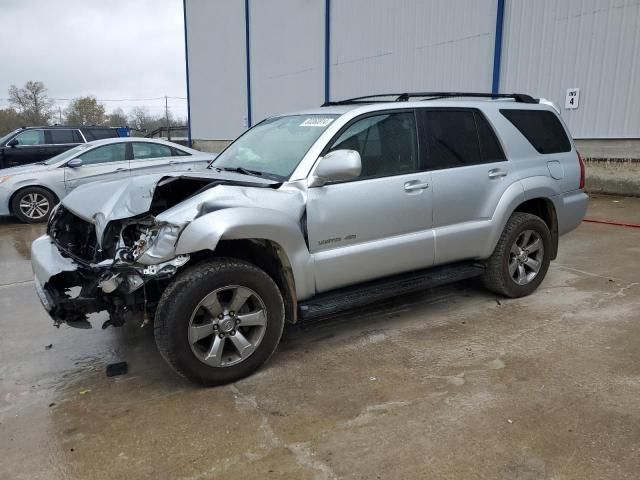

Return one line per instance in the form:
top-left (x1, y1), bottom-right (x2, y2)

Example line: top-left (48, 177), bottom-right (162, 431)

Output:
top-left (7, 139), bottom-right (18, 148)
top-left (308, 149), bottom-right (361, 187)
top-left (66, 158), bottom-right (83, 168)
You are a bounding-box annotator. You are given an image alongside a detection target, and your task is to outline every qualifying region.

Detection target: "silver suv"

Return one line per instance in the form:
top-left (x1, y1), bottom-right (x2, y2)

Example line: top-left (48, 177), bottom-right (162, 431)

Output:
top-left (31, 92), bottom-right (588, 385)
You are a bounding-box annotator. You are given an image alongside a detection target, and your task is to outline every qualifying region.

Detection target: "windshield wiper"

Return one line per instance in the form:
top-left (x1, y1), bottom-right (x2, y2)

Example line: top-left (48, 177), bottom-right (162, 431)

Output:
top-left (220, 166), bottom-right (263, 177)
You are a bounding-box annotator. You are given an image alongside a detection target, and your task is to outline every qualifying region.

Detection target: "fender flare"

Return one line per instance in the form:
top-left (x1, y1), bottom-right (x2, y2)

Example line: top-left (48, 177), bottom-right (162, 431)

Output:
top-left (175, 207), bottom-right (315, 299)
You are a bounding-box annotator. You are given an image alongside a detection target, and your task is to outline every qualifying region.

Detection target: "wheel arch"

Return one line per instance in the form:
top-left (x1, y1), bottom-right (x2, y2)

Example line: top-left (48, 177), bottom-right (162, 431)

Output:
top-left (513, 197), bottom-right (559, 259)
top-left (175, 207), bottom-right (314, 304)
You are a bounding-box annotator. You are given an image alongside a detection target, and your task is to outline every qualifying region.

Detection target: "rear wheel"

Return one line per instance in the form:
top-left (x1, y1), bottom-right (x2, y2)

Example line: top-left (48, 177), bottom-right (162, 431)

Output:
top-left (154, 258), bottom-right (285, 386)
top-left (482, 212), bottom-right (551, 298)
top-left (11, 186), bottom-right (56, 223)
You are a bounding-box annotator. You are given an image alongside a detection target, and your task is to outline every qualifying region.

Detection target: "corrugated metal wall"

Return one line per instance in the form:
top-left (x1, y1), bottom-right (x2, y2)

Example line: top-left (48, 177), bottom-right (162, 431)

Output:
top-left (185, 0), bottom-right (247, 140)
top-left (501, 0), bottom-right (640, 138)
top-left (330, 0), bottom-right (497, 99)
top-left (249, 0), bottom-right (325, 123)
top-left (185, 0), bottom-right (640, 140)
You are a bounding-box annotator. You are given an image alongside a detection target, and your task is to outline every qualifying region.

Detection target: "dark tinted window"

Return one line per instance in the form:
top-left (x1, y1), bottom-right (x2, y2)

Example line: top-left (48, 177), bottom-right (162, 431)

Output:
top-left (77, 143), bottom-right (126, 165)
top-left (49, 129), bottom-right (75, 144)
top-left (329, 112), bottom-right (418, 179)
top-left (132, 142), bottom-right (173, 160)
top-left (474, 112), bottom-right (506, 162)
top-left (423, 110), bottom-right (481, 169)
top-left (83, 128), bottom-right (119, 141)
top-left (72, 130), bottom-right (84, 143)
top-left (500, 109), bottom-right (571, 154)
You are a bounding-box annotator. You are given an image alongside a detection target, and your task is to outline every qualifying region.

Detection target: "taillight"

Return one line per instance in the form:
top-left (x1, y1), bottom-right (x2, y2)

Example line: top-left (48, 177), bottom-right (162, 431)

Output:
top-left (577, 151), bottom-right (586, 189)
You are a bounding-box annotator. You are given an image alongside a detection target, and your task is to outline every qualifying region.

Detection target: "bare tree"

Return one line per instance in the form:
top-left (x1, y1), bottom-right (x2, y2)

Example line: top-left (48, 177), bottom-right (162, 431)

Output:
top-left (106, 108), bottom-right (128, 127)
top-left (65, 96), bottom-right (106, 125)
top-left (8, 81), bottom-right (54, 125)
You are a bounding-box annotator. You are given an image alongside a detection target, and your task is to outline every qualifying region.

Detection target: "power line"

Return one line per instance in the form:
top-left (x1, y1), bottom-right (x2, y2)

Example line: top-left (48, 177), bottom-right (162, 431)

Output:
top-left (0, 96), bottom-right (187, 102)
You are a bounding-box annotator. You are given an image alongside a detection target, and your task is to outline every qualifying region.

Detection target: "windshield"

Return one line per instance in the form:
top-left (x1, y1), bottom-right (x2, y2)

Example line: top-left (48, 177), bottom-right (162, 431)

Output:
top-left (0, 129), bottom-right (20, 146)
top-left (210, 114), bottom-right (339, 179)
top-left (44, 143), bottom-right (93, 165)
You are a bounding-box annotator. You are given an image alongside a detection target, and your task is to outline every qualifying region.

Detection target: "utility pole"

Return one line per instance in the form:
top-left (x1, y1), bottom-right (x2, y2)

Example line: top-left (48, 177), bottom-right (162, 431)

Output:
top-left (58, 107), bottom-right (62, 124)
top-left (164, 95), bottom-right (170, 141)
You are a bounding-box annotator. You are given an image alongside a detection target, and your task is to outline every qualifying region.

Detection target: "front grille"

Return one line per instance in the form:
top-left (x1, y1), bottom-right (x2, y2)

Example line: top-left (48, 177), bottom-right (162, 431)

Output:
top-left (48, 206), bottom-right (99, 263)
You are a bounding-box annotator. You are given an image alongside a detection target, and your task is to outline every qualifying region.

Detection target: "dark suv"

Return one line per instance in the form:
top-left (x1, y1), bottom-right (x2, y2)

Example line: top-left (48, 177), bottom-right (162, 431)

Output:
top-left (0, 126), bottom-right (126, 169)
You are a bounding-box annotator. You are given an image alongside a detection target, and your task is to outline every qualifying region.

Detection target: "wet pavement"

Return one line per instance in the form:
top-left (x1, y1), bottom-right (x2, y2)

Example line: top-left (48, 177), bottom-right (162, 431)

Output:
top-left (1, 196), bottom-right (639, 480)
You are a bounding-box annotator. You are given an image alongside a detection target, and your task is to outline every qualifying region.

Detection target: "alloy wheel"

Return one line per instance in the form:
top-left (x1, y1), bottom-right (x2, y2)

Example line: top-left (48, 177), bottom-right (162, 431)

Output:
top-left (508, 229), bottom-right (544, 285)
top-left (188, 285), bottom-right (268, 367)
top-left (19, 193), bottom-right (50, 220)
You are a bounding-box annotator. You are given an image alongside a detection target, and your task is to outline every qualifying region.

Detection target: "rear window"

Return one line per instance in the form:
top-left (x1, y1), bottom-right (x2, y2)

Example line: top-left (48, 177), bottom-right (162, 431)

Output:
top-left (82, 128), bottom-right (119, 141)
top-left (500, 109), bottom-right (571, 154)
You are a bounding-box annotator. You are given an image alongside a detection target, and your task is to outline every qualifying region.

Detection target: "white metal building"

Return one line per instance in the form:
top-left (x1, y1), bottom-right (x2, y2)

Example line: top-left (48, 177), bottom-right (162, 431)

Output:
top-left (183, 0), bottom-right (640, 158)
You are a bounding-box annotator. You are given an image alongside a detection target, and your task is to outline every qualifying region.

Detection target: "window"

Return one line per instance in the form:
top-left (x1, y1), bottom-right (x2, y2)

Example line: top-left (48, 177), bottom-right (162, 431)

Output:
top-left (72, 130), bottom-right (85, 143)
top-left (420, 110), bottom-right (505, 169)
top-left (77, 143), bottom-right (126, 165)
top-left (422, 110), bottom-right (481, 169)
top-left (329, 112), bottom-right (418, 179)
top-left (83, 128), bottom-right (119, 141)
top-left (500, 109), bottom-right (571, 154)
top-left (475, 112), bottom-right (506, 162)
top-left (174, 148), bottom-right (191, 156)
top-left (49, 129), bottom-right (76, 144)
top-left (14, 130), bottom-right (45, 146)
top-left (132, 142), bottom-right (173, 160)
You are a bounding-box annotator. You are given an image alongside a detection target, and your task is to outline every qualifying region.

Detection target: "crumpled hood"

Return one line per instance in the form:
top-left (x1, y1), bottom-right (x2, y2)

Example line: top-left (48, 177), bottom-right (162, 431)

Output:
top-left (60, 170), bottom-right (299, 234)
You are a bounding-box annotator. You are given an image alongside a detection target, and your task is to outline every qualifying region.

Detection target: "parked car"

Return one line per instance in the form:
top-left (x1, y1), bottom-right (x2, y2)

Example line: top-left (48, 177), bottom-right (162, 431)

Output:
top-left (0, 137), bottom-right (213, 223)
top-left (31, 92), bottom-right (588, 386)
top-left (0, 125), bottom-right (126, 169)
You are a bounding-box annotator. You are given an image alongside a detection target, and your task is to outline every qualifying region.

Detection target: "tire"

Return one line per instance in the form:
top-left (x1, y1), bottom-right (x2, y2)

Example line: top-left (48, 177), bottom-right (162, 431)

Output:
top-left (482, 212), bottom-right (552, 298)
top-left (154, 258), bottom-right (285, 386)
top-left (11, 186), bottom-right (56, 223)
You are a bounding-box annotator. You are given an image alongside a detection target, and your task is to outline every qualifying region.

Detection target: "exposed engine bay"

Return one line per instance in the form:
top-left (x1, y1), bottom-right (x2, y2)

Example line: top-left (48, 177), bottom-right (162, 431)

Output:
top-left (36, 173), bottom-right (294, 329)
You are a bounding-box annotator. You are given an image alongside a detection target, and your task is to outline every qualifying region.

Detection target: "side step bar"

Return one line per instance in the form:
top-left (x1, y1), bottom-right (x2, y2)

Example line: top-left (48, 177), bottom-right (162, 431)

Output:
top-left (298, 262), bottom-right (485, 321)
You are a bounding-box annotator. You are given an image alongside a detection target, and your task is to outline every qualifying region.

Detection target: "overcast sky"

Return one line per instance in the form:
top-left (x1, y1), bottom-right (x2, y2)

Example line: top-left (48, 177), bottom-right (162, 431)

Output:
top-left (0, 0), bottom-right (187, 120)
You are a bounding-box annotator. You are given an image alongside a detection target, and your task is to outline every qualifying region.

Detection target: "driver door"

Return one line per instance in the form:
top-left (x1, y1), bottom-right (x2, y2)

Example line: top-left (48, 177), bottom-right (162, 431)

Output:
top-left (306, 110), bottom-right (434, 293)
top-left (64, 142), bottom-right (130, 192)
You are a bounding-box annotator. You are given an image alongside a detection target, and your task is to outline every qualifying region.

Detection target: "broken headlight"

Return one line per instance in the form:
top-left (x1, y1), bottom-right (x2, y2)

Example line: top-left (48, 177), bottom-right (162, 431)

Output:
top-left (118, 222), bottom-right (183, 265)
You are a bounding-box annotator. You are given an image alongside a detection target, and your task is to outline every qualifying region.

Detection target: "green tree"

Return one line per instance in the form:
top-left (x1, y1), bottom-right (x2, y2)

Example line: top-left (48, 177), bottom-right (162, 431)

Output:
top-left (0, 108), bottom-right (24, 136)
top-left (65, 96), bottom-right (106, 125)
top-left (8, 81), bottom-right (54, 125)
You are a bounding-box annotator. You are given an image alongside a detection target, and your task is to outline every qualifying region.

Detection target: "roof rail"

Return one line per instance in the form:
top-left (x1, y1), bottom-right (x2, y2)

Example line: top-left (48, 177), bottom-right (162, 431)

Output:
top-left (322, 92), bottom-right (538, 106)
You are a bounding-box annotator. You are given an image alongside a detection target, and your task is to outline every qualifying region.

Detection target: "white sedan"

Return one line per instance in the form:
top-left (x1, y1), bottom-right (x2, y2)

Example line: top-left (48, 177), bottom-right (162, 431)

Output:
top-left (0, 137), bottom-right (215, 223)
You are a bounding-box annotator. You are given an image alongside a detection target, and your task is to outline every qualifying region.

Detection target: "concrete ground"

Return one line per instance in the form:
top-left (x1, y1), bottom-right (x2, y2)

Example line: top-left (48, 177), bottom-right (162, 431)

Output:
top-left (1, 195), bottom-right (639, 480)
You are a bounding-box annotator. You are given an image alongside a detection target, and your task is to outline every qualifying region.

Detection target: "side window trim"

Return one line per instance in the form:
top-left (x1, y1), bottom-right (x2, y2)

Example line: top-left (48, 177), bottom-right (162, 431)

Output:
top-left (317, 108), bottom-right (422, 184)
top-left (417, 107), bottom-right (506, 171)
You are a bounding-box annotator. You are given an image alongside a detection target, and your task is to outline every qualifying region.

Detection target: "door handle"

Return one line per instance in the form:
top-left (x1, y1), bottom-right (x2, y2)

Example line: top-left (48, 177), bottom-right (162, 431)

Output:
top-left (169, 160), bottom-right (180, 165)
top-left (488, 168), bottom-right (508, 179)
top-left (115, 168), bottom-right (127, 172)
top-left (404, 180), bottom-right (430, 192)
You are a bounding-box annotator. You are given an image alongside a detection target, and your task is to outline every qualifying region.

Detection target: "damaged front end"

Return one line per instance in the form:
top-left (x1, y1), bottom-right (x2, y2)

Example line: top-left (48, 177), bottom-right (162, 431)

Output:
top-left (32, 204), bottom-right (189, 329)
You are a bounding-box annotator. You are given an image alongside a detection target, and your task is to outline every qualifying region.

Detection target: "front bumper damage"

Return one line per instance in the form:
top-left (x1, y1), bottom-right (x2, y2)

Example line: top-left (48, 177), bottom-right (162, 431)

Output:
top-left (31, 234), bottom-right (188, 329)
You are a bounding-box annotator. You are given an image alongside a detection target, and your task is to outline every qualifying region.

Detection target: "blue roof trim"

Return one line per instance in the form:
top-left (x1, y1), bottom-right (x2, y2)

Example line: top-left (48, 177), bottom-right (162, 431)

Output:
top-left (324, 0), bottom-right (331, 103)
top-left (491, 0), bottom-right (505, 94)
top-left (182, 0), bottom-right (192, 147)
top-left (244, 0), bottom-right (252, 128)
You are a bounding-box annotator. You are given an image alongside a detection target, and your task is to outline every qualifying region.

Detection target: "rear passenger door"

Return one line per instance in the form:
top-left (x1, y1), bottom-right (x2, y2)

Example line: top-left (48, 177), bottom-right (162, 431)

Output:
top-left (419, 109), bottom-right (512, 264)
top-left (46, 129), bottom-right (83, 158)
top-left (129, 142), bottom-right (184, 176)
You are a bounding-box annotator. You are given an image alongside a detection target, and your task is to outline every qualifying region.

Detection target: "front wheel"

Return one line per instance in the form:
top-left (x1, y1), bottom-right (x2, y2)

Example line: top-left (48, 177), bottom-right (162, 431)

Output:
top-left (482, 212), bottom-right (552, 298)
top-left (154, 259), bottom-right (285, 386)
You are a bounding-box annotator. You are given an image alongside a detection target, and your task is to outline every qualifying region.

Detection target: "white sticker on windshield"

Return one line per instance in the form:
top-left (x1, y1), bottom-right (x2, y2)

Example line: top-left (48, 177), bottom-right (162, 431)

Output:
top-left (300, 117), bottom-right (334, 127)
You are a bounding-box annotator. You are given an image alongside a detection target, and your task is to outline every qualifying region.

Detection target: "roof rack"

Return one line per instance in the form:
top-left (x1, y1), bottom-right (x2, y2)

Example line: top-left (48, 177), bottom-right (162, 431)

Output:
top-left (322, 92), bottom-right (538, 106)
